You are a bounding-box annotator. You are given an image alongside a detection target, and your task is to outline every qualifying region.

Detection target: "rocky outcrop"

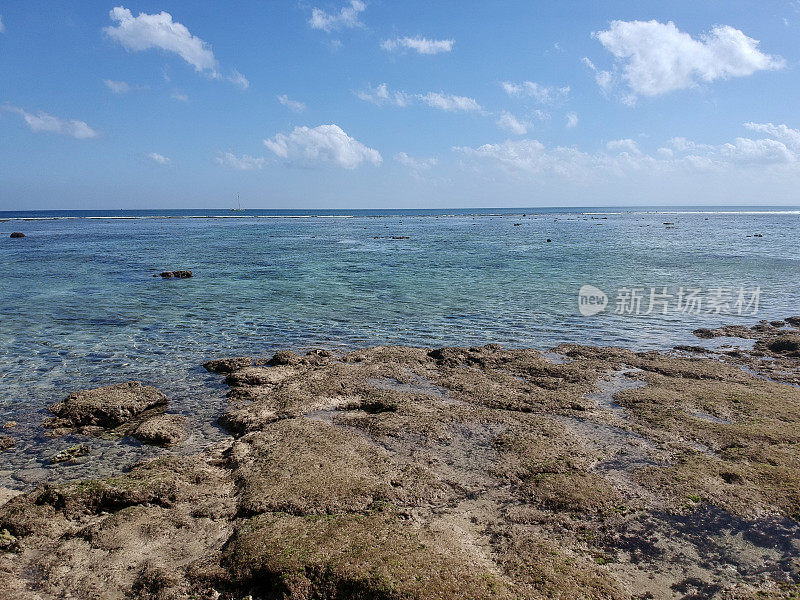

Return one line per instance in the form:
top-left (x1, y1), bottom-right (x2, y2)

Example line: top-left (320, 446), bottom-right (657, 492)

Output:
top-left (45, 381), bottom-right (167, 433)
top-left (155, 270), bottom-right (192, 278)
top-left (9, 232), bottom-right (25, 238)
top-left (3, 320), bottom-right (800, 599)
top-left (132, 414), bottom-right (187, 446)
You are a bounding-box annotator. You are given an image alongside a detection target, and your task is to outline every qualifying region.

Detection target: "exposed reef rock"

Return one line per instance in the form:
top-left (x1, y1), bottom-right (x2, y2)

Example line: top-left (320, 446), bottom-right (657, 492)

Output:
top-left (0, 436), bottom-right (14, 452)
top-left (203, 357), bottom-right (253, 374)
top-left (9, 232), bottom-right (25, 238)
top-left (156, 270), bottom-right (193, 279)
top-left (132, 414), bottom-right (188, 447)
top-left (45, 382), bottom-right (168, 434)
top-left (3, 321), bottom-right (800, 599)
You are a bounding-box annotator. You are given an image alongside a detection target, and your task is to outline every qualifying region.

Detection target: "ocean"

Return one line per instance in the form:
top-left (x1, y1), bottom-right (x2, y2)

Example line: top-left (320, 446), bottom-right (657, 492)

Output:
top-left (1, 206), bottom-right (798, 486)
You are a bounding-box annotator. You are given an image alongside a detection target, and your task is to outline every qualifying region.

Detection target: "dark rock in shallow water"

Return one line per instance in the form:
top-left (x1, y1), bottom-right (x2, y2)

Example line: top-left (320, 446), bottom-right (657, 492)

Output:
top-left (0, 435), bottom-right (15, 451)
top-left (203, 357), bottom-right (252, 374)
top-left (50, 444), bottom-right (90, 464)
top-left (133, 414), bottom-right (187, 446)
top-left (9, 232), bottom-right (25, 238)
top-left (786, 316), bottom-right (800, 327)
top-left (46, 381), bottom-right (168, 431)
top-left (155, 270), bottom-right (192, 279)
top-left (767, 334), bottom-right (800, 356)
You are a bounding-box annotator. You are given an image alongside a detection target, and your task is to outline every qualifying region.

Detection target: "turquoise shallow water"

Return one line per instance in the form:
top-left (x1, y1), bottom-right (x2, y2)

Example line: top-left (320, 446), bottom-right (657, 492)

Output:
top-left (1, 207), bottom-right (799, 487)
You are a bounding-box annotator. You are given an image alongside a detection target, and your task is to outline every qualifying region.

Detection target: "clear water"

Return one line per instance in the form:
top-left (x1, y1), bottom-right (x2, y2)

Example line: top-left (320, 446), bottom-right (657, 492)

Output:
top-left (1, 207), bottom-right (798, 488)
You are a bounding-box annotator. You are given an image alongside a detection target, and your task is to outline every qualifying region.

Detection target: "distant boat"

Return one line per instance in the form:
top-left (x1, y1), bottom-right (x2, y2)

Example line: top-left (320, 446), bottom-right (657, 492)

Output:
top-left (231, 193), bottom-right (245, 212)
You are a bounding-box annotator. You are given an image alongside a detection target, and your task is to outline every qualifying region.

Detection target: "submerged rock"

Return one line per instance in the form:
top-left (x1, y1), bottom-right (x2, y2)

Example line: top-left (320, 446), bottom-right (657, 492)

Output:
top-left (132, 414), bottom-right (187, 447)
top-left (9, 232), bottom-right (25, 238)
top-left (46, 381), bottom-right (168, 431)
top-left (156, 270), bottom-right (193, 278)
top-left (50, 444), bottom-right (90, 464)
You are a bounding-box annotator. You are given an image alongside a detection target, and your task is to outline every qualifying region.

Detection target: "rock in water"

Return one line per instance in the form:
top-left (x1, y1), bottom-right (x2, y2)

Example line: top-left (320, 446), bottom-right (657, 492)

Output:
top-left (203, 357), bottom-right (252, 374)
top-left (156, 270), bottom-right (193, 279)
top-left (9, 232), bottom-right (25, 238)
top-left (46, 381), bottom-right (168, 431)
top-left (133, 414), bottom-right (187, 446)
top-left (50, 444), bottom-right (90, 464)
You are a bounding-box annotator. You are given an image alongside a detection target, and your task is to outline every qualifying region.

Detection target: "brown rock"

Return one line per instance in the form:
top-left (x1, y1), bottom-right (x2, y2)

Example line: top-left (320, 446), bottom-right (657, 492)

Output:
top-left (46, 381), bottom-right (168, 430)
top-left (9, 232), bottom-right (25, 238)
top-left (0, 435), bottom-right (15, 452)
top-left (132, 414), bottom-right (187, 446)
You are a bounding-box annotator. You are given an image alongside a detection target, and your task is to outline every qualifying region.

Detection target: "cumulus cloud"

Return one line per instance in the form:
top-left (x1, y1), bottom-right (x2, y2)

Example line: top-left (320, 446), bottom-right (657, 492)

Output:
top-left (456, 121), bottom-right (800, 178)
top-left (381, 36), bottom-right (454, 55)
top-left (104, 79), bottom-right (132, 94)
top-left (309, 0), bottom-right (365, 32)
top-left (264, 124), bottom-right (381, 169)
top-left (105, 7), bottom-right (217, 72)
top-left (496, 112), bottom-right (529, 135)
top-left (418, 92), bottom-right (481, 112)
top-left (104, 6), bottom-right (247, 87)
top-left (216, 152), bottom-right (267, 171)
top-left (278, 94), bottom-right (307, 113)
top-left (589, 20), bottom-right (784, 99)
top-left (566, 112), bottom-right (579, 128)
top-left (3, 105), bottom-right (98, 139)
top-left (744, 122), bottom-right (800, 151)
top-left (502, 81), bottom-right (570, 104)
top-left (394, 152), bottom-right (437, 170)
top-left (147, 152), bottom-right (170, 164)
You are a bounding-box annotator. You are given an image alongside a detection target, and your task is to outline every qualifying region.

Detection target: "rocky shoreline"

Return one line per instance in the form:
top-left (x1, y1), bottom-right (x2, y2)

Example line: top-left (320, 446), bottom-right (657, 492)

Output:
top-left (1, 320), bottom-right (799, 599)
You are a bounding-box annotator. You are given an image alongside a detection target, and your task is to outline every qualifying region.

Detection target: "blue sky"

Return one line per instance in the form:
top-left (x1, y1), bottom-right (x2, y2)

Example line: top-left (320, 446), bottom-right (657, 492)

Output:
top-left (2, 0), bottom-right (800, 209)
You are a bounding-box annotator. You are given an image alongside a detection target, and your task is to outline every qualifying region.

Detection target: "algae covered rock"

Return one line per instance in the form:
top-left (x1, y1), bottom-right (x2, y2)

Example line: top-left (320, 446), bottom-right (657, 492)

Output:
top-left (46, 381), bottom-right (168, 431)
top-left (132, 414), bottom-right (187, 446)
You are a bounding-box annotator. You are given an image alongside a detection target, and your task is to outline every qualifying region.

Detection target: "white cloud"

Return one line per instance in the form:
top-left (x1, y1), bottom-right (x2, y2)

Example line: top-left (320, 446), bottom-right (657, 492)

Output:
top-left (264, 124), bottom-right (381, 169)
top-left (357, 83), bottom-right (412, 107)
top-left (228, 70), bottom-right (249, 91)
top-left (0, 15), bottom-right (6, 34)
top-left (456, 122), bottom-right (800, 178)
top-left (496, 112), bottom-right (529, 135)
top-left (104, 79), bottom-right (131, 94)
top-left (381, 37), bottom-right (454, 55)
top-left (357, 84), bottom-right (480, 112)
top-left (394, 152), bottom-right (437, 170)
top-left (418, 92), bottom-right (481, 112)
top-left (104, 7), bottom-right (218, 73)
top-left (606, 139), bottom-right (641, 155)
top-left (216, 152), bottom-right (267, 171)
top-left (590, 20), bottom-right (784, 99)
top-left (309, 0), bottom-right (365, 32)
top-left (582, 57), bottom-right (614, 93)
top-left (171, 91), bottom-right (189, 102)
top-left (147, 152), bottom-right (170, 164)
top-left (3, 105), bottom-right (98, 139)
top-left (502, 81), bottom-right (570, 104)
top-left (566, 112), bottom-right (579, 128)
top-left (744, 122), bottom-right (800, 151)
top-left (278, 94), bottom-right (307, 113)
